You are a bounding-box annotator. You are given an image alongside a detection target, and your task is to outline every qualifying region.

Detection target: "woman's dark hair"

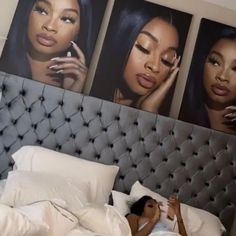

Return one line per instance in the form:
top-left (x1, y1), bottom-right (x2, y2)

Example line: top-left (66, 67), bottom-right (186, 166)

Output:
top-left (179, 19), bottom-right (236, 127)
top-left (130, 195), bottom-right (153, 216)
top-left (91, 0), bottom-right (191, 115)
top-left (0, 0), bottom-right (93, 79)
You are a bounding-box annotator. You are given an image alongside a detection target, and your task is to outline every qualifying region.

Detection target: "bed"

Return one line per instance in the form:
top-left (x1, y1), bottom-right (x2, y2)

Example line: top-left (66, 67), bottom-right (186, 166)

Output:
top-left (0, 71), bottom-right (235, 236)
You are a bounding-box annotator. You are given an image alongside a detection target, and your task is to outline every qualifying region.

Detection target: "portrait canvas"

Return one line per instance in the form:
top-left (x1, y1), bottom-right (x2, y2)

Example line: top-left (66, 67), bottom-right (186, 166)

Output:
top-left (179, 18), bottom-right (236, 135)
top-left (0, 0), bottom-right (108, 94)
top-left (90, 0), bottom-right (192, 117)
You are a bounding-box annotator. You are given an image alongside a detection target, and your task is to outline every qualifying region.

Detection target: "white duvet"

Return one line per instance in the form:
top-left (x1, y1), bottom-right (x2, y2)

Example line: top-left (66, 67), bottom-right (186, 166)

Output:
top-left (0, 201), bottom-right (182, 236)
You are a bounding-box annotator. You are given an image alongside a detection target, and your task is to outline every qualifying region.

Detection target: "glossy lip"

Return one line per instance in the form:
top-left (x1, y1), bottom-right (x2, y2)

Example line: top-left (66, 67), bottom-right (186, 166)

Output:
top-left (36, 33), bottom-right (57, 47)
top-left (211, 83), bottom-right (230, 96)
top-left (136, 73), bottom-right (156, 89)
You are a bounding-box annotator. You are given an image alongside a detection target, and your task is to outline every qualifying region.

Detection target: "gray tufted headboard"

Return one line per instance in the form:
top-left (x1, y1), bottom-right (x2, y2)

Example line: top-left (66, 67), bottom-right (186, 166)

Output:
top-left (0, 71), bottom-right (235, 234)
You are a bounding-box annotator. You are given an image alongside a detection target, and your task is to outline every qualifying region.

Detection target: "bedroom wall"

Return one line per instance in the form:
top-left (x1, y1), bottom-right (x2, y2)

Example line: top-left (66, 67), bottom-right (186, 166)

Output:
top-left (0, 0), bottom-right (235, 125)
top-left (85, 0), bottom-right (236, 119)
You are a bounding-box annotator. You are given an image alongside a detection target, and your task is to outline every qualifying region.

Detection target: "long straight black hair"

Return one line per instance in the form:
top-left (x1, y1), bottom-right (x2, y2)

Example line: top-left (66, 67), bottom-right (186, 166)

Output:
top-left (0, 0), bottom-right (93, 79)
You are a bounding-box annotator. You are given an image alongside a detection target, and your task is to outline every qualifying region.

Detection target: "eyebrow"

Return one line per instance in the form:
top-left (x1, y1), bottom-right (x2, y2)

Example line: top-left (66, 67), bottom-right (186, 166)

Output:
top-left (140, 30), bottom-right (158, 43)
top-left (210, 51), bottom-right (223, 58)
top-left (36, 0), bottom-right (79, 15)
top-left (140, 30), bottom-right (177, 52)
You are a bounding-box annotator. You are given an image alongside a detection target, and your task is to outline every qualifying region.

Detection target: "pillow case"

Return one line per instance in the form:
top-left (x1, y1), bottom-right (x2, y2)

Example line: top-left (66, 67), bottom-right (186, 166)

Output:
top-left (77, 203), bottom-right (132, 236)
top-left (130, 181), bottom-right (225, 236)
top-left (12, 146), bottom-right (119, 204)
top-left (0, 170), bottom-right (89, 216)
top-left (0, 203), bottom-right (47, 236)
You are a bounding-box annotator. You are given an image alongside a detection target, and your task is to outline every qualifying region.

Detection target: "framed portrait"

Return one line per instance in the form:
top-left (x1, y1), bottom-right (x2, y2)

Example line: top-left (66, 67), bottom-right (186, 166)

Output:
top-left (0, 0), bottom-right (108, 94)
top-left (89, 0), bottom-right (192, 116)
top-left (179, 18), bottom-right (236, 135)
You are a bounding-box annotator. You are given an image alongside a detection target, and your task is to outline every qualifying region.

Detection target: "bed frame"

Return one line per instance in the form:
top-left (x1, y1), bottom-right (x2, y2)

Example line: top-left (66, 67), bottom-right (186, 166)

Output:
top-left (0, 71), bottom-right (235, 235)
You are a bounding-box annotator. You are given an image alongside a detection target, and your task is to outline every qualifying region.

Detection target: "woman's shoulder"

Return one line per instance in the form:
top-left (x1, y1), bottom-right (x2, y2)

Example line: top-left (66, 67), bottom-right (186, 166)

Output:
top-left (126, 213), bottom-right (139, 219)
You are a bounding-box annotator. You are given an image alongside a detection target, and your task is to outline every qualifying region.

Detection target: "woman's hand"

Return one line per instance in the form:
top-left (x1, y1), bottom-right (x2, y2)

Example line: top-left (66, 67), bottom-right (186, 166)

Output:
top-left (168, 195), bottom-right (181, 219)
top-left (224, 106), bottom-right (236, 124)
top-left (136, 56), bottom-right (180, 113)
top-left (150, 203), bottom-right (161, 224)
top-left (49, 41), bottom-right (88, 93)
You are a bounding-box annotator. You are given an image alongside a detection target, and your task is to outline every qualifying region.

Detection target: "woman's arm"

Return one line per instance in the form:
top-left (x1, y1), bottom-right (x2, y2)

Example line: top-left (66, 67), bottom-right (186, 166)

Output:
top-left (168, 196), bottom-right (188, 236)
top-left (126, 209), bottom-right (160, 236)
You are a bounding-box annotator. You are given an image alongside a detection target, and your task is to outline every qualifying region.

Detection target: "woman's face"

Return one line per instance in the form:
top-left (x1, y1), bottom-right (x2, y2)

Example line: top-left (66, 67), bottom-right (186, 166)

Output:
top-left (142, 199), bottom-right (159, 218)
top-left (203, 38), bottom-right (236, 107)
top-left (28, 0), bottom-right (80, 58)
top-left (123, 17), bottom-right (179, 96)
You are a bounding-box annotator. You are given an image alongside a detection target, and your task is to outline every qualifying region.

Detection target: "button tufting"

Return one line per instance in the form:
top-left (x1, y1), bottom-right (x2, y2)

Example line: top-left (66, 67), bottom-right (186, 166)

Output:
top-left (18, 135), bottom-right (23, 140)
top-left (36, 140), bottom-right (43, 145)
top-left (26, 107), bottom-right (31, 112)
top-left (188, 135), bottom-right (193, 140)
top-left (70, 134), bottom-right (76, 139)
top-left (152, 127), bottom-right (156, 131)
top-left (176, 147), bottom-right (181, 151)
top-left (115, 116), bottom-right (120, 121)
top-left (102, 127), bottom-right (107, 132)
top-left (32, 124), bottom-right (37, 129)
top-left (56, 144), bottom-right (61, 150)
top-left (20, 90), bottom-right (26, 96)
top-left (139, 137), bottom-right (144, 142)
top-left (133, 121), bottom-right (138, 126)
top-left (181, 162), bottom-right (186, 166)
top-left (169, 173), bottom-right (174, 178)
top-left (78, 106), bottom-right (83, 111)
top-left (156, 184), bottom-right (161, 189)
top-left (121, 132), bottom-right (126, 136)
top-left (4, 146), bottom-right (10, 152)
top-left (12, 119), bottom-right (17, 125)
top-left (145, 153), bottom-right (150, 157)
top-left (65, 117), bottom-right (71, 122)
top-left (84, 122), bottom-right (89, 127)
top-left (126, 147), bottom-right (132, 152)
top-left (0, 130), bottom-right (3, 136)
top-left (39, 96), bottom-right (44, 101)
top-left (97, 112), bottom-right (102, 117)
top-left (76, 149), bottom-right (82, 155)
top-left (58, 101), bottom-right (64, 106)
top-left (109, 143), bottom-right (113, 148)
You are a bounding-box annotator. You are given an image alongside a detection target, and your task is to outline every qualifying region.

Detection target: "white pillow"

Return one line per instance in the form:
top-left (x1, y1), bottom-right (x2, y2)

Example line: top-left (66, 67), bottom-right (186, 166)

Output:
top-left (130, 181), bottom-right (225, 236)
top-left (12, 146), bottom-right (119, 204)
top-left (77, 203), bottom-right (132, 236)
top-left (18, 201), bottom-right (78, 236)
top-left (112, 190), bottom-right (137, 216)
top-left (0, 170), bottom-right (89, 216)
top-left (0, 203), bottom-right (47, 236)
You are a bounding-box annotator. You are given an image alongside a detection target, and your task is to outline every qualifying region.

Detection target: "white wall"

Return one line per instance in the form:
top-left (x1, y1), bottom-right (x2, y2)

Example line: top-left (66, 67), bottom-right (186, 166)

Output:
top-left (203, 0), bottom-right (236, 10)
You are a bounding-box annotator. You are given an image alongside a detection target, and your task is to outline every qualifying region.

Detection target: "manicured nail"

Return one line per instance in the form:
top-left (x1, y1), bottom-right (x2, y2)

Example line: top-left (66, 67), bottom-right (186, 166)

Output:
top-left (71, 41), bottom-right (76, 47)
top-left (224, 113), bottom-right (234, 118)
top-left (56, 70), bottom-right (64, 74)
top-left (67, 51), bottom-right (72, 57)
top-left (51, 57), bottom-right (60, 61)
top-left (225, 106), bottom-right (236, 110)
top-left (49, 65), bottom-right (58, 69)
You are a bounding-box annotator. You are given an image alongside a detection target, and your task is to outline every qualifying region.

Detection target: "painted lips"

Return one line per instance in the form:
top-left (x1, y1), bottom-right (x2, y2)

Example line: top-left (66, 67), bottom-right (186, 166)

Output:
top-left (136, 74), bottom-right (156, 89)
top-left (211, 84), bottom-right (230, 96)
top-left (36, 33), bottom-right (57, 47)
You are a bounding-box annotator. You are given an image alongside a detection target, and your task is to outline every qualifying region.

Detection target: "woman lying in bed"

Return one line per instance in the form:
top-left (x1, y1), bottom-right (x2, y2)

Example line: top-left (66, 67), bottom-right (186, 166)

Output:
top-left (126, 195), bottom-right (187, 236)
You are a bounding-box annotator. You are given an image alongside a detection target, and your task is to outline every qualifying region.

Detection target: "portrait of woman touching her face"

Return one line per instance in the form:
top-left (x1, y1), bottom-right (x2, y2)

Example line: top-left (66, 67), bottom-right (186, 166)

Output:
top-left (90, 0), bottom-right (192, 116)
top-left (0, 0), bottom-right (107, 93)
top-left (179, 19), bottom-right (236, 135)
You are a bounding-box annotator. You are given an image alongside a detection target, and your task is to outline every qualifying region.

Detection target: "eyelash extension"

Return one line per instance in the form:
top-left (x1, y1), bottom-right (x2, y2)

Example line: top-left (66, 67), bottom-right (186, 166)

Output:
top-left (135, 43), bottom-right (150, 54)
top-left (208, 56), bottom-right (220, 66)
top-left (162, 59), bottom-right (174, 68)
top-left (61, 16), bottom-right (76, 24)
top-left (34, 4), bottom-right (48, 15)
